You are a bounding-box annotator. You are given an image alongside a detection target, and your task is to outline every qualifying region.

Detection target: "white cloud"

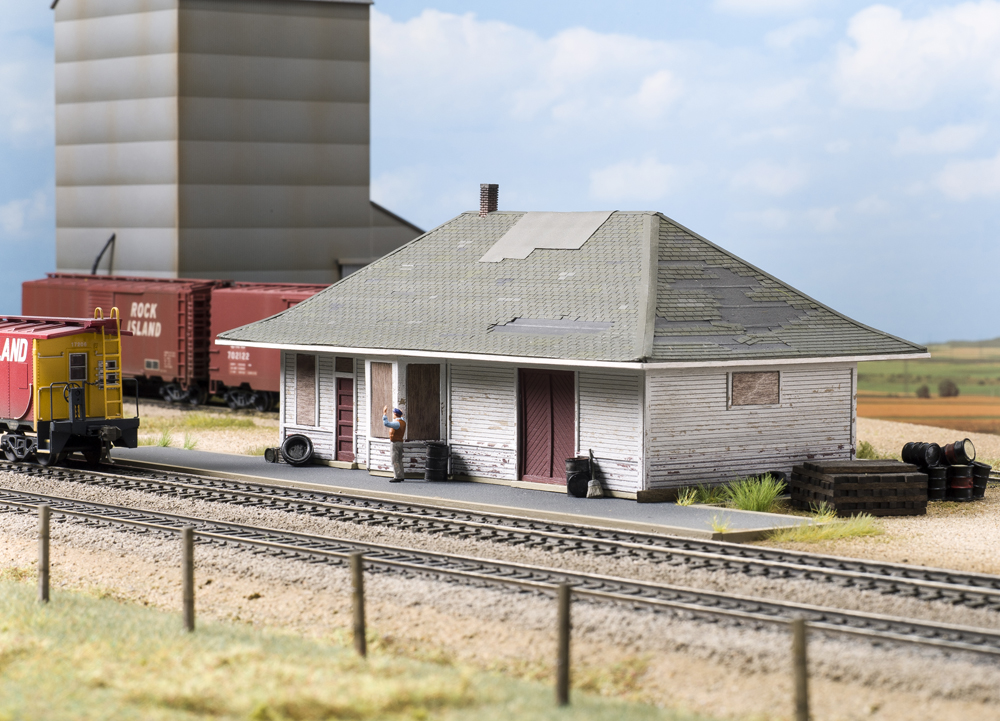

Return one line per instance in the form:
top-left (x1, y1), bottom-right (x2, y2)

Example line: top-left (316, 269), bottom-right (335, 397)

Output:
top-left (589, 158), bottom-right (678, 203)
top-left (834, 2), bottom-right (1000, 110)
top-left (854, 195), bottom-right (890, 214)
top-left (805, 206), bottom-right (838, 231)
top-left (766, 18), bottom-right (827, 48)
top-left (731, 161), bottom-right (807, 196)
top-left (736, 208), bottom-right (790, 230)
top-left (937, 150), bottom-right (1000, 199)
top-left (894, 124), bottom-right (986, 155)
top-left (0, 190), bottom-right (46, 235)
top-left (715, 0), bottom-right (815, 15)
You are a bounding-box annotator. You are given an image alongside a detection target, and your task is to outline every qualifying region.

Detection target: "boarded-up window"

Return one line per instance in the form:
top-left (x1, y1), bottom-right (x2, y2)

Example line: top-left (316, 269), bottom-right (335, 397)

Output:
top-left (370, 362), bottom-right (393, 438)
top-left (731, 372), bottom-right (779, 406)
top-left (406, 364), bottom-right (441, 440)
top-left (335, 356), bottom-right (353, 374)
top-left (295, 354), bottom-right (316, 425)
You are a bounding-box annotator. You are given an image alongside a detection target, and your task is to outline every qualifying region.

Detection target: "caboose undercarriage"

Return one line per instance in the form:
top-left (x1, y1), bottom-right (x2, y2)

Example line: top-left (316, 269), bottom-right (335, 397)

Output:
top-left (1, 416), bottom-right (140, 466)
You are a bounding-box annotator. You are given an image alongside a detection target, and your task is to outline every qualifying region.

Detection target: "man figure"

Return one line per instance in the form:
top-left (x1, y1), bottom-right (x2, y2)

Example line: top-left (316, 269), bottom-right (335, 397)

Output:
top-left (383, 405), bottom-right (406, 482)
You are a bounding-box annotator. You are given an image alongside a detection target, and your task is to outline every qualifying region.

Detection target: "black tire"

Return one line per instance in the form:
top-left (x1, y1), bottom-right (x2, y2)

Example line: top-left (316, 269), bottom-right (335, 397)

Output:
top-left (280, 434), bottom-right (314, 466)
top-left (187, 385), bottom-right (208, 406)
top-left (567, 471), bottom-right (590, 498)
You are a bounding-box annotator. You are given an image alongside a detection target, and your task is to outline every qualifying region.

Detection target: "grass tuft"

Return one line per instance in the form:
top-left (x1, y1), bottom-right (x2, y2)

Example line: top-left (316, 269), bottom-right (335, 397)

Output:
top-left (768, 510), bottom-right (883, 543)
top-left (155, 430), bottom-right (173, 447)
top-left (723, 474), bottom-right (785, 513)
top-left (708, 514), bottom-right (732, 534)
top-left (242, 444), bottom-right (270, 456)
top-left (674, 487), bottom-right (697, 506)
top-left (855, 441), bottom-right (880, 459)
top-left (695, 484), bottom-right (728, 505)
top-left (182, 433), bottom-right (198, 450)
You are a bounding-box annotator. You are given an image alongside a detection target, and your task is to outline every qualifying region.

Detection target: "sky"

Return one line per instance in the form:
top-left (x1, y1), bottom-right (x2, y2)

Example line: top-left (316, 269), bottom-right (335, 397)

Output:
top-left (1, 0), bottom-right (998, 344)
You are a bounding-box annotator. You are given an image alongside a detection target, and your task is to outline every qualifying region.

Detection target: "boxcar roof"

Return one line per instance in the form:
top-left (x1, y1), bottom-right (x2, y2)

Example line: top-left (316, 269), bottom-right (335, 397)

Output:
top-left (33, 274), bottom-right (223, 293)
top-left (0, 316), bottom-right (130, 339)
top-left (219, 211), bottom-right (926, 364)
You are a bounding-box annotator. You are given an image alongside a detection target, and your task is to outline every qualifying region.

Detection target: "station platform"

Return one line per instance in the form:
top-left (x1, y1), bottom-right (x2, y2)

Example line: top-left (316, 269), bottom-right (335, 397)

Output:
top-left (110, 447), bottom-right (808, 542)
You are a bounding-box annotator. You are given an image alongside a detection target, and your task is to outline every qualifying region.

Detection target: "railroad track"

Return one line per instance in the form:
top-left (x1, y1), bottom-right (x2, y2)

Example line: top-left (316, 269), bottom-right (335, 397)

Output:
top-left (6, 461), bottom-right (1000, 612)
top-left (1, 485), bottom-right (999, 658)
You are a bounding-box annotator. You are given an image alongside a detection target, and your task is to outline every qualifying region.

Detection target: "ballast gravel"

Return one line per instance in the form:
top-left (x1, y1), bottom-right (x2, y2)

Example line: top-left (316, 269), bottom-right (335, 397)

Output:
top-left (2, 471), bottom-right (1000, 720)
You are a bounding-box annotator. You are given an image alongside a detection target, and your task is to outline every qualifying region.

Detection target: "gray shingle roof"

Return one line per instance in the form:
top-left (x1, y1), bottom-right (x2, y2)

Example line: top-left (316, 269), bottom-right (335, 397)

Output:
top-left (219, 210), bottom-right (925, 363)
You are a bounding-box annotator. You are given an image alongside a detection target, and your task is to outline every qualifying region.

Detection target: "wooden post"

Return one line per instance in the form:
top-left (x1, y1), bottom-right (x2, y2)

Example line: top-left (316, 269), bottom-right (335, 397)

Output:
top-left (351, 553), bottom-right (366, 658)
top-left (556, 583), bottom-right (571, 706)
top-left (792, 617), bottom-right (809, 721)
top-left (182, 527), bottom-right (195, 632)
top-left (38, 505), bottom-right (50, 603)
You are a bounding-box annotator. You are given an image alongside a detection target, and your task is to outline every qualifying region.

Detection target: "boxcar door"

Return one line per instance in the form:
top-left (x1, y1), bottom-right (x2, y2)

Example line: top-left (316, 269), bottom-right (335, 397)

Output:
top-left (336, 377), bottom-right (355, 462)
top-left (519, 369), bottom-right (575, 484)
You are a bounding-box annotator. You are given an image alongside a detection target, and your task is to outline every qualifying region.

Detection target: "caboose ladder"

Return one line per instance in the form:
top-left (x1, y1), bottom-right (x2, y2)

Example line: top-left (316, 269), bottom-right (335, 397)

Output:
top-left (95, 307), bottom-right (123, 418)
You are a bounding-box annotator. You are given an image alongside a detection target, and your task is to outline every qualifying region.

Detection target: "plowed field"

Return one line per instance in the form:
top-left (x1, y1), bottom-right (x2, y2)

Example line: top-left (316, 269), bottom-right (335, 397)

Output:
top-left (857, 393), bottom-right (1000, 436)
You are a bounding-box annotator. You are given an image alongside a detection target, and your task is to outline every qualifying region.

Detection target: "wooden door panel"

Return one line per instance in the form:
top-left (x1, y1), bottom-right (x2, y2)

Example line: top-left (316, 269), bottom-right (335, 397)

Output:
top-left (519, 369), bottom-right (575, 483)
top-left (550, 371), bottom-right (576, 476)
top-left (369, 362), bottom-right (392, 438)
top-left (336, 376), bottom-right (354, 462)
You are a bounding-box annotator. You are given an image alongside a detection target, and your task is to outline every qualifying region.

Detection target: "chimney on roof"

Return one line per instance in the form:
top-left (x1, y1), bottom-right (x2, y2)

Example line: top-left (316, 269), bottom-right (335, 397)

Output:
top-left (479, 184), bottom-right (498, 217)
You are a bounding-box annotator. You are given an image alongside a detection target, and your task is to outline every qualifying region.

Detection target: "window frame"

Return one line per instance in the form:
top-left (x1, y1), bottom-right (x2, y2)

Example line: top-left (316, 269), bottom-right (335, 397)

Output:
top-left (69, 353), bottom-right (88, 383)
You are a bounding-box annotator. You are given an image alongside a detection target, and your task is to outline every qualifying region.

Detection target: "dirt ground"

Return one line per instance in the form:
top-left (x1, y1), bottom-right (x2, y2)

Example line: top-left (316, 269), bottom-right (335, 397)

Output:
top-left (134, 400), bottom-right (279, 455)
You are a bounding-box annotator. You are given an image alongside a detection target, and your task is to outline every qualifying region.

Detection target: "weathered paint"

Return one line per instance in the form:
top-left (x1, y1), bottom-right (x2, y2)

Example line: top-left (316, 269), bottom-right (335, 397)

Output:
top-left (355, 357), bottom-right (367, 463)
top-left (645, 364), bottom-right (854, 488)
top-left (448, 363), bottom-right (517, 480)
top-left (577, 370), bottom-right (643, 493)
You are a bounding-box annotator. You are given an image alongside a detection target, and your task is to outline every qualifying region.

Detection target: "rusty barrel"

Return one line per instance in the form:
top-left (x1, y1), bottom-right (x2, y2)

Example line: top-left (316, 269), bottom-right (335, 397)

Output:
top-left (947, 465), bottom-right (973, 502)
top-left (972, 461), bottom-right (991, 501)
top-left (926, 466), bottom-right (947, 501)
top-left (943, 439), bottom-right (976, 465)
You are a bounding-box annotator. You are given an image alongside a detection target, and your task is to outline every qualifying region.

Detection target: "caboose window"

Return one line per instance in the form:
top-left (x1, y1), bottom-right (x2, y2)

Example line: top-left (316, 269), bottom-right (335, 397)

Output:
top-left (69, 353), bottom-right (87, 382)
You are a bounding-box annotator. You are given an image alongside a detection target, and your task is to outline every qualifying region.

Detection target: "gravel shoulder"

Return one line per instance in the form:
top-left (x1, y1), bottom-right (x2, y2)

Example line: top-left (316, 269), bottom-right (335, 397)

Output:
top-left (3, 470), bottom-right (1000, 721)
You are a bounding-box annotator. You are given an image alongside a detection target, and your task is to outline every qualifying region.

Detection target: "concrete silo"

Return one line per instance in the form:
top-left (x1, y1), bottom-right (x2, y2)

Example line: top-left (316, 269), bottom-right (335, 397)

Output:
top-left (55, 0), bottom-right (420, 282)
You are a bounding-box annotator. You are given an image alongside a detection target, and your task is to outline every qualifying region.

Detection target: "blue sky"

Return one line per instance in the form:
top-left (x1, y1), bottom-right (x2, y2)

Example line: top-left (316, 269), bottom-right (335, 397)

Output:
top-left (2, 0), bottom-right (998, 344)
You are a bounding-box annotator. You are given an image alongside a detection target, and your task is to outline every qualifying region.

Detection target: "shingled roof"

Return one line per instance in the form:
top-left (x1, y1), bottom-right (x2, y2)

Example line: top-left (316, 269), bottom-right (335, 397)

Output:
top-left (219, 211), bottom-right (925, 364)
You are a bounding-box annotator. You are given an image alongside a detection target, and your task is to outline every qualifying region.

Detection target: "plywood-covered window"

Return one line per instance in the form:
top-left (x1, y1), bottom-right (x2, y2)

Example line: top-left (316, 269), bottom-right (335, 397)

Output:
top-left (405, 364), bottom-right (441, 440)
top-left (295, 354), bottom-right (316, 425)
top-left (369, 361), bottom-right (393, 439)
top-left (731, 371), bottom-right (780, 406)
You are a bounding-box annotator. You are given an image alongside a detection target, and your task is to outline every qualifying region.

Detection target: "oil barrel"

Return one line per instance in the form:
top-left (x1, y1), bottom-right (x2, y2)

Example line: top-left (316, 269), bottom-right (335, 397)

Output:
top-left (926, 466), bottom-right (947, 501)
top-left (944, 439), bottom-right (976, 465)
top-left (567, 471), bottom-right (590, 498)
top-left (972, 461), bottom-right (991, 500)
top-left (947, 465), bottom-right (973, 502)
top-left (424, 442), bottom-right (448, 481)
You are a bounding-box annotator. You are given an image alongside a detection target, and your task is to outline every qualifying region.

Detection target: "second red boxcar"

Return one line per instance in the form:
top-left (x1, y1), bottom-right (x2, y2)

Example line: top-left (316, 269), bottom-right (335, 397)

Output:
top-left (209, 283), bottom-right (328, 411)
top-left (22, 274), bottom-right (227, 404)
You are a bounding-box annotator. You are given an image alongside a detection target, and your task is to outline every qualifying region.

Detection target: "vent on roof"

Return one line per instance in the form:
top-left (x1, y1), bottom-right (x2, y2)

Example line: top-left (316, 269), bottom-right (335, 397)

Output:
top-left (480, 184), bottom-right (498, 217)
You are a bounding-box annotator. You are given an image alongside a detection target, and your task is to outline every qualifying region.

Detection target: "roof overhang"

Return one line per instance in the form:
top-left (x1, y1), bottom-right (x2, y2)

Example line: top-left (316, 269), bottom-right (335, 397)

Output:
top-left (215, 338), bottom-right (930, 369)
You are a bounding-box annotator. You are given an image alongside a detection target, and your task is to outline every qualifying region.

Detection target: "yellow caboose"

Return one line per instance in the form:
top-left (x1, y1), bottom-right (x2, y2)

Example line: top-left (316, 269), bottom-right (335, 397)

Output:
top-left (0, 309), bottom-right (139, 465)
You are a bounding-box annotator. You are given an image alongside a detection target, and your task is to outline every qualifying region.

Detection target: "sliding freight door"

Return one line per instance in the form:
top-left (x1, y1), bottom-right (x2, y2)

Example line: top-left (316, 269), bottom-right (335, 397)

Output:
top-left (519, 369), bottom-right (575, 484)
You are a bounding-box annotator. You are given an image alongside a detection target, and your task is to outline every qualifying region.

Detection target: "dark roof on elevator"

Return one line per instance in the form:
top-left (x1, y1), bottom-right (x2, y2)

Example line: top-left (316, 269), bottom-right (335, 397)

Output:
top-left (218, 211), bottom-right (926, 363)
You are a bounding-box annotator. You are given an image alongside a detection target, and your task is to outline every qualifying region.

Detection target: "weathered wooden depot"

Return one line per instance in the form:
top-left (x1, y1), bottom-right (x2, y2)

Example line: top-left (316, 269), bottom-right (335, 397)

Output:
top-left (218, 203), bottom-right (927, 500)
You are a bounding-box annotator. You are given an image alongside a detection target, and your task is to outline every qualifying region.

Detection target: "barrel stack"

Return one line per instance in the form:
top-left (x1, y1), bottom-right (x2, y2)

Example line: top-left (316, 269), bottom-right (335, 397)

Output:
top-left (789, 460), bottom-right (928, 517)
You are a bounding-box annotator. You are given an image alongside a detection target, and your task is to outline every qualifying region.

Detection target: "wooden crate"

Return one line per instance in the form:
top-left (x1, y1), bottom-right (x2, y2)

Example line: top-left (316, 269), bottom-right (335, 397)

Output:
top-left (790, 460), bottom-right (927, 517)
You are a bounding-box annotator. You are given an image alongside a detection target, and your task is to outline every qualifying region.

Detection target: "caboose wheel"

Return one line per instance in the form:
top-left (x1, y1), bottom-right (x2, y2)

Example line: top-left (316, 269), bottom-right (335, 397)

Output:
top-left (36, 452), bottom-right (64, 467)
top-left (82, 448), bottom-right (102, 466)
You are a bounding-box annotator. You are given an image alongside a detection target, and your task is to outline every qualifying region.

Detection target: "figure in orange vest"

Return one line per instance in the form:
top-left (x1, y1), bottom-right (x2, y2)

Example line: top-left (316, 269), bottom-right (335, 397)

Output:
top-left (382, 405), bottom-right (406, 482)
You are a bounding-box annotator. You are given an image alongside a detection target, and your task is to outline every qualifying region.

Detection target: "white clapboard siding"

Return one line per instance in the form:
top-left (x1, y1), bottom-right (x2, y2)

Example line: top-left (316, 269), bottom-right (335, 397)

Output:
top-left (646, 365), bottom-right (853, 488)
top-left (318, 354), bottom-right (336, 430)
top-left (578, 370), bottom-right (643, 493)
top-left (284, 425), bottom-right (334, 461)
top-left (449, 363), bottom-right (517, 480)
top-left (355, 357), bottom-right (367, 461)
top-left (367, 439), bottom-right (429, 475)
top-left (282, 351), bottom-right (296, 426)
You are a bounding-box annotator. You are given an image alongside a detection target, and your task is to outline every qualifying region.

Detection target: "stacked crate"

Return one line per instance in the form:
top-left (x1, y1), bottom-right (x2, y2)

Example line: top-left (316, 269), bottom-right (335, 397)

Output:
top-left (790, 460), bottom-right (927, 517)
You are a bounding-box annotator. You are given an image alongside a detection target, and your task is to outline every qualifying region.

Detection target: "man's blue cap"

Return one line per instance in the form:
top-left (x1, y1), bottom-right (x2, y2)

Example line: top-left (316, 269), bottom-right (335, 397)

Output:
top-left (393, 408), bottom-right (403, 416)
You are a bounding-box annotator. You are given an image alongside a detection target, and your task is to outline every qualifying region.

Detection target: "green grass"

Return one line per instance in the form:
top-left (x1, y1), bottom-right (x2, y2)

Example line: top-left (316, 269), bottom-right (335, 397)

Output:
top-left (182, 434), bottom-right (197, 451)
top-left (675, 487), bottom-right (697, 506)
top-left (723, 475), bottom-right (785, 513)
top-left (155, 430), bottom-right (173, 447)
top-left (140, 413), bottom-right (257, 434)
top-left (242, 444), bottom-right (269, 456)
top-left (858, 339), bottom-right (1000, 397)
top-left (708, 514), bottom-right (732, 534)
top-left (767, 509), bottom-right (883, 544)
top-left (0, 578), bottom-right (704, 721)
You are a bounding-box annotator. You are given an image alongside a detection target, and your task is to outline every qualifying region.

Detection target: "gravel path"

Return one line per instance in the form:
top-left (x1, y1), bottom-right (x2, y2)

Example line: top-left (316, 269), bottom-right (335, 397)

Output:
top-left (3, 471), bottom-right (1000, 720)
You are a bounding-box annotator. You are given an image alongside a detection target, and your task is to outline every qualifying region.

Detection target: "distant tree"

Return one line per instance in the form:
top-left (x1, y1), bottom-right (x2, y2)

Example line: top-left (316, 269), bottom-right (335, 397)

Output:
top-left (939, 379), bottom-right (960, 398)
top-left (916, 385), bottom-right (931, 399)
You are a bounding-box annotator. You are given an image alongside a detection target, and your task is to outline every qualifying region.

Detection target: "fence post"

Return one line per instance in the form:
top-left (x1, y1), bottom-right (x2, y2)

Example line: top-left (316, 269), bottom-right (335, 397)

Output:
top-left (38, 505), bottom-right (50, 603)
top-left (182, 527), bottom-right (195, 632)
top-left (351, 553), bottom-right (366, 658)
top-left (556, 583), bottom-right (571, 706)
top-left (792, 617), bottom-right (809, 721)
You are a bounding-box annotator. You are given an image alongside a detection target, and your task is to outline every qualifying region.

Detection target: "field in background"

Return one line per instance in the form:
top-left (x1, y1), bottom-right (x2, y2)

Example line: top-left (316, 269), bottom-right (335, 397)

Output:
top-left (858, 339), bottom-right (1000, 435)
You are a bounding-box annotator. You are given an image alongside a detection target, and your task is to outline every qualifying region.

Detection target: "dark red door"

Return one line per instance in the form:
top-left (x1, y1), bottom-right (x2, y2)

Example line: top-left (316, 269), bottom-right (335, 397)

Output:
top-left (336, 377), bottom-right (355, 462)
top-left (520, 369), bottom-right (575, 484)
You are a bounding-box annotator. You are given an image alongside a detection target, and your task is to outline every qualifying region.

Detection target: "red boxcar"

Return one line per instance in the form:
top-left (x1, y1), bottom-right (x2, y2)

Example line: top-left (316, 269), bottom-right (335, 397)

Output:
top-left (209, 283), bottom-right (328, 411)
top-left (22, 274), bottom-right (226, 403)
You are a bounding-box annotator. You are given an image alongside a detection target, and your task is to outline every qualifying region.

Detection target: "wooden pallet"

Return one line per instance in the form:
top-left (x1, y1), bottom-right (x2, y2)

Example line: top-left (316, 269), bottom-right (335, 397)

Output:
top-left (790, 460), bottom-right (928, 517)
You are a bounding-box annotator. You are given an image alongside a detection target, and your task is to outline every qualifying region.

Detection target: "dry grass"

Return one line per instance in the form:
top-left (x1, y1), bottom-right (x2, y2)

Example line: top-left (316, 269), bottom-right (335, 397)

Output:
top-left (134, 402), bottom-right (279, 455)
top-left (0, 579), bottom-right (687, 721)
top-left (857, 393), bottom-right (1000, 436)
top-left (767, 513), bottom-right (883, 544)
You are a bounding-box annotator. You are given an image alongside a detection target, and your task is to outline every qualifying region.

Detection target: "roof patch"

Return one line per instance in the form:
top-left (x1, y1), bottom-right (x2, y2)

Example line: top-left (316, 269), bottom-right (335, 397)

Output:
top-left (479, 211), bottom-right (613, 263)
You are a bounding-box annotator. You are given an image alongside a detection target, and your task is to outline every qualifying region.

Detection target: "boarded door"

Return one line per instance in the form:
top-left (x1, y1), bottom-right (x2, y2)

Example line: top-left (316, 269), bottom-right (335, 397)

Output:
top-left (369, 362), bottom-right (393, 438)
top-left (336, 377), bottom-right (354, 462)
top-left (295, 354), bottom-right (316, 426)
top-left (406, 364), bottom-right (440, 440)
top-left (520, 369), bottom-right (575, 484)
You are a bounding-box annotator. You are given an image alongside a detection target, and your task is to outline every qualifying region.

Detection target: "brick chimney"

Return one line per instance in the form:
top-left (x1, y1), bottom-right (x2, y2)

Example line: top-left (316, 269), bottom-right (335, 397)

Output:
top-left (479, 184), bottom-right (498, 217)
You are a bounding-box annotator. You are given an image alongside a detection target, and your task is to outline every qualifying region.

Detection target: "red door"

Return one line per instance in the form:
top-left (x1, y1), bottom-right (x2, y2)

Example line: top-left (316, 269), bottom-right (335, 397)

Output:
top-left (520, 369), bottom-right (575, 484)
top-left (336, 377), bottom-right (355, 462)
